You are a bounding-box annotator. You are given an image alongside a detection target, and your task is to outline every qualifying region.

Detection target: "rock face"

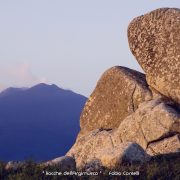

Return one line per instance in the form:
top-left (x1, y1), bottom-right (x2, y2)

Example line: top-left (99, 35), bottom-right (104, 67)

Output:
top-left (116, 99), bottom-right (180, 149)
top-left (98, 143), bottom-right (149, 169)
top-left (43, 156), bottom-right (76, 171)
top-left (67, 129), bottom-right (150, 170)
top-left (147, 134), bottom-right (180, 155)
top-left (67, 129), bottom-right (117, 169)
top-left (79, 66), bottom-right (152, 137)
top-left (5, 161), bottom-right (25, 170)
top-left (128, 8), bottom-right (180, 105)
top-left (67, 98), bottom-right (179, 169)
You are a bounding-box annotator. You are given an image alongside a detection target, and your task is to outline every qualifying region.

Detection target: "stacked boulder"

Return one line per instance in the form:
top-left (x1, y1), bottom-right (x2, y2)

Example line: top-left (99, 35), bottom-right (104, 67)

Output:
top-left (66, 8), bottom-right (180, 170)
top-left (128, 8), bottom-right (180, 105)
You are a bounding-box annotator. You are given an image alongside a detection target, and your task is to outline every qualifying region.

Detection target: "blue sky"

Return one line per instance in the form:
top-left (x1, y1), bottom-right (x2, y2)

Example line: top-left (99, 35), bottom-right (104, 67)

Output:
top-left (0, 1), bottom-right (179, 96)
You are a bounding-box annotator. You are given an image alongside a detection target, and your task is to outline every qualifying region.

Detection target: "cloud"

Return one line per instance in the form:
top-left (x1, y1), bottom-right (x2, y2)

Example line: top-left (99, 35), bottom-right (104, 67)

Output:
top-left (0, 83), bottom-right (6, 92)
top-left (0, 63), bottom-right (48, 91)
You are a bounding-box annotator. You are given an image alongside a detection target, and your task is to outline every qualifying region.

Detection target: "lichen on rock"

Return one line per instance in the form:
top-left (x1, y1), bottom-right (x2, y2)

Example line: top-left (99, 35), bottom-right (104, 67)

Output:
top-left (79, 66), bottom-right (152, 137)
top-left (128, 8), bottom-right (180, 105)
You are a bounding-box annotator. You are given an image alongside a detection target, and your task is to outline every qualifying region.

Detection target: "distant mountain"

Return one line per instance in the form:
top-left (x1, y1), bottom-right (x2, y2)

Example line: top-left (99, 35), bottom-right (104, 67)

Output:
top-left (0, 83), bottom-right (87, 162)
top-left (0, 87), bottom-right (27, 97)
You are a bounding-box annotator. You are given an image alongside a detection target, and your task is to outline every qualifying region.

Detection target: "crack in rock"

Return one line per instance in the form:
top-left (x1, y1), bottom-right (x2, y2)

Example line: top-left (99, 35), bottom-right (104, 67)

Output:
top-left (140, 124), bottom-right (148, 149)
top-left (147, 132), bottom-right (180, 147)
top-left (131, 84), bottom-right (137, 112)
top-left (109, 135), bottom-right (115, 148)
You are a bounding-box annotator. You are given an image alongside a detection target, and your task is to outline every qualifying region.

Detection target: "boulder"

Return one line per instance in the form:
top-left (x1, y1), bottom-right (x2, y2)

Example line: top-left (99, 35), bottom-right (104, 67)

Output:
top-left (116, 99), bottom-right (180, 149)
top-left (67, 129), bottom-right (149, 170)
top-left (5, 161), bottom-right (25, 170)
top-left (128, 8), bottom-right (180, 105)
top-left (67, 129), bottom-right (116, 169)
top-left (67, 69), bottom-right (179, 170)
top-left (43, 156), bottom-right (76, 171)
top-left (96, 142), bottom-right (150, 169)
top-left (65, 8), bottom-right (180, 171)
top-left (83, 159), bottom-right (104, 172)
top-left (79, 66), bottom-right (152, 137)
top-left (147, 134), bottom-right (180, 155)
top-left (67, 98), bottom-right (179, 170)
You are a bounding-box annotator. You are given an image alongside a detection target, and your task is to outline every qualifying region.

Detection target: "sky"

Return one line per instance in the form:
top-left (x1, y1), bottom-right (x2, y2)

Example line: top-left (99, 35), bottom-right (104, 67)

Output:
top-left (0, 1), bottom-right (179, 96)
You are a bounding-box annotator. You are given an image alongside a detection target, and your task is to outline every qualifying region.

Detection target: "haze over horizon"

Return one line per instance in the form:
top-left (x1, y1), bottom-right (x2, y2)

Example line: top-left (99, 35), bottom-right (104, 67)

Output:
top-left (0, 1), bottom-right (179, 96)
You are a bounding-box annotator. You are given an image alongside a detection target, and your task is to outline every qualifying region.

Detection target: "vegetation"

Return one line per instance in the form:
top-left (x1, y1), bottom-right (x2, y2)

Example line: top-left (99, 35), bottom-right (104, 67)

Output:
top-left (0, 153), bottom-right (179, 180)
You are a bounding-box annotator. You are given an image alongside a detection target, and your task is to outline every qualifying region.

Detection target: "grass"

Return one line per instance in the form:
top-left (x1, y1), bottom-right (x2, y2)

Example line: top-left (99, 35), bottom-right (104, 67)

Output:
top-left (0, 153), bottom-right (179, 180)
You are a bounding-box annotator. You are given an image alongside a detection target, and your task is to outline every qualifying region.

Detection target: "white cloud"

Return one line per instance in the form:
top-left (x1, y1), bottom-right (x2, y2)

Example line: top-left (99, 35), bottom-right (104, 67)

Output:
top-left (0, 63), bottom-right (48, 91)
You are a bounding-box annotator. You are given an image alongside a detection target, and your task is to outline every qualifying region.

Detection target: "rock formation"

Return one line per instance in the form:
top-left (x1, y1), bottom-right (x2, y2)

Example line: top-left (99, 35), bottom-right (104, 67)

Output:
top-left (116, 99), bottom-right (180, 150)
top-left (5, 161), bottom-right (25, 170)
top-left (65, 8), bottom-right (180, 171)
top-left (67, 97), bottom-right (180, 169)
top-left (128, 8), bottom-right (180, 105)
top-left (147, 134), bottom-right (180, 155)
top-left (4, 8), bottom-right (180, 174)
top-left (43, 156), bottom-right (76, 171)
top-left (67, 129), bottom-right (150, 170)
top-left (79, 66), bottom-right (152, 137)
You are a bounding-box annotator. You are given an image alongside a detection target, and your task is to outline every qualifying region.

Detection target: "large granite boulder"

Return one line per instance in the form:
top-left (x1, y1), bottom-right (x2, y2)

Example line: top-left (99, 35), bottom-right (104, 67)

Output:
top-left (95, 142), bottom-right (150, 169)
top-left (116, 99), bottom-right (180, 150)
top-left (79, 66), bottom-right (152, 137)
top-left (67, 129), bottom-right (117, 169)
top-left (128, 8), bottom-right (180, 105)
top-left (67, 129), bottom-right (149, 169)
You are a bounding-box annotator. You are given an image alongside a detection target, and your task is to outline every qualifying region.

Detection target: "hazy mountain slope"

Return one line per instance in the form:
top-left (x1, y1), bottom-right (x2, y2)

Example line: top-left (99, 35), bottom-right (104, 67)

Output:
top-left (0, 83), bottom-right (87, 162)
top-left (0, 87), bottom-right (26, 97)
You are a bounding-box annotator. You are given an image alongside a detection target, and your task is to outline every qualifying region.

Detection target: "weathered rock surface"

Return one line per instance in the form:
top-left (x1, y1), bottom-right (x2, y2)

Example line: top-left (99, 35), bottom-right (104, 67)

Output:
top-left (67, 129), bottom-right (149, 169)
top-left (128, 8), bottom-right (180, 105)
top-left (96, 143), bottom-right (150, 169)
top-left (147, 134), bottom-right (180, 155)
top-left (43, 156), bottom-right (76, 171)
top-left (67, 129), bottom-right (116, 169)
top-left (67, 98), bottom-right (179, 169)
top-left (116, 99), bottom-right (180, 149)
top-left (83, 159), bottom-right (104, 172)
top-left (5, 161), bottom-right (25, 170)
top-left (67, 63), bottom-right (179, 169)
top-left (79, 66), bottom-right (152, 137)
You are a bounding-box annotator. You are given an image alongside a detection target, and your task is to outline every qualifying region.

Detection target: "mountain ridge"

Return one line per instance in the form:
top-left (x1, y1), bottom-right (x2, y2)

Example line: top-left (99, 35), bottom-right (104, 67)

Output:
top-left (0, 83), bottom-right (87, 162)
